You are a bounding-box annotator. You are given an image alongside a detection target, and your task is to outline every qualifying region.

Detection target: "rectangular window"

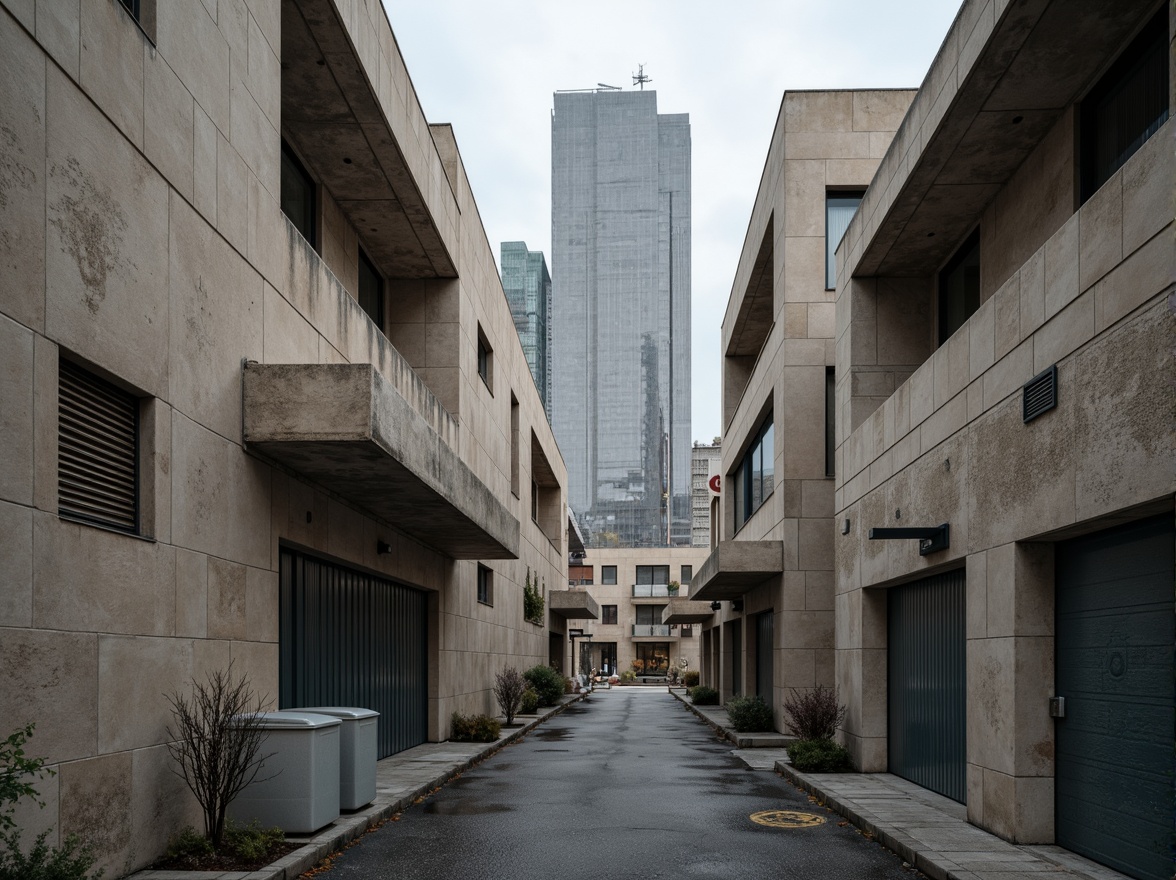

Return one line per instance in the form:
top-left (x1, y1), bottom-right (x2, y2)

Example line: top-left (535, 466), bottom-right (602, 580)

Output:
top-left (636, 565), bottom-right (670, 585)
top-left (477, 565), bottom-right (492, 606)
top-left (357, 249), bottom-right (384, 329)
top-left (601, 565), bottom-right (617, 585)
top-left (602, 605), bottom-right (618, 625)
top-left (826, 191), bottom-right (865, 289)
top-left (531, 480), bottom-right (538, 523)
top-left (58, 358), bottom-right (139, 534)
top-left (735, 412), bottom-right (774, 532)
top-left (635, 605), bottom-right (667, 625)
top-left (280, 141), bottom-right (316, 249)
top-left (477, 325), bottom-right (493, 393)
top-left (825, 366), bottom-right (836, 478)
top-left (938, 229), bottom-right (980, 345)
top-left (681, 625), bottom-right (694, 637)
top-left (681, 565), bottom-right (693, 585)
top-left (1080, 8), bottom-right (1168, 204)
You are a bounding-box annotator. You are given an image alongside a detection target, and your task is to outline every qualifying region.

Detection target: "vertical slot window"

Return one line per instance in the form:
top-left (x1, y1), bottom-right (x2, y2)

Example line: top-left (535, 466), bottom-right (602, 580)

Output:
top-left (357, 249), bottom-right (384, 329)
top-left (826, 191), bottom-right (865, 289)
top-left (281, 141), bottom-right (316, 249)
top-left (938, 230), bottom-right (980, 345)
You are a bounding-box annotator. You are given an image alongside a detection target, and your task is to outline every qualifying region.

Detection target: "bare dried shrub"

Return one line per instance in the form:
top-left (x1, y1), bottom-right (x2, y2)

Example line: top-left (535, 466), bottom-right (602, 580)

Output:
top-left (493, 667), bottom-right (527, 725)
top-left (782, 686), bottom-right (847, 741)
top-left (165, 665), bottom-right (274, 847)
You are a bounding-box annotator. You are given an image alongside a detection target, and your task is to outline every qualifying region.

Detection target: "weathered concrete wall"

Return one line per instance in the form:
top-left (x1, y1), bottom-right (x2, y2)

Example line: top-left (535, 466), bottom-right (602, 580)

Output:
top-left (0, 0), bottom-right (566, 874)
top-left (706, 88), bottom-right (913, 731)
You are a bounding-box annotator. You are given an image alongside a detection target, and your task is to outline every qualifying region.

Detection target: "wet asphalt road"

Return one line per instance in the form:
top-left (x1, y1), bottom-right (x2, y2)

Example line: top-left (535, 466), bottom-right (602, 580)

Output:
top-left (323, 689), bottom-right (920, 880)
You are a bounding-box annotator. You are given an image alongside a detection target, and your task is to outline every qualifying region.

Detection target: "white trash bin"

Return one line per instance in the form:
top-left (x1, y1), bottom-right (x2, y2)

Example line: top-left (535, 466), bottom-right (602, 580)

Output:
top-left (290, 707), bottom-right (379, 810)
top-left (228, 712), bottom-right (341, 833)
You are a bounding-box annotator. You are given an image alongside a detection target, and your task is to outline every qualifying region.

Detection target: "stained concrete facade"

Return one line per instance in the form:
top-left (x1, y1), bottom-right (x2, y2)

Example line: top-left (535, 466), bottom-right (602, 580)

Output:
top-left (0, 0), bottom-right (568, 874)
top-left (830, 0), bottom-right (1174, 858)
top-left (693, 89), bottom-right (915, 725)
top-left (566, 547), bottom-right (711, 679)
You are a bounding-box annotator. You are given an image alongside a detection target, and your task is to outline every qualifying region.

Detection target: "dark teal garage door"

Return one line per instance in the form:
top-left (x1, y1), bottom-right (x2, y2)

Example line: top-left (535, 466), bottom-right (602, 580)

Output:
top-left (888, 569), bottom-right (967, 803)
top-left (279, 547), bottom-right (428, 759)
top-left (756, 610), bottom-right (774, 703)
top-left (1056, 515), bottom-right (1174, 880)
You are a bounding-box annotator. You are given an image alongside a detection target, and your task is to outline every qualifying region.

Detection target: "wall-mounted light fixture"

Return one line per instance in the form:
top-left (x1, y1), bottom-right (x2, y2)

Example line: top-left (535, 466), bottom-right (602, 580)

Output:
top-left (731, 599), bottom-right (744, 613)
top-left (709, 601), bottom-right (722, 612)
top-left (868, 523), bottom-right (950, 556)
top-left (376, 540), bottom-right (392, 555)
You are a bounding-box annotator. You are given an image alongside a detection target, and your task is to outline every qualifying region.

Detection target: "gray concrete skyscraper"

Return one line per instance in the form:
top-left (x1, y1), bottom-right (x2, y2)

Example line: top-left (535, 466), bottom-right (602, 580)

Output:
top-left (551, 88), bottom-right (691, 547)
top-left (500, 242), bottom-right (552, 418)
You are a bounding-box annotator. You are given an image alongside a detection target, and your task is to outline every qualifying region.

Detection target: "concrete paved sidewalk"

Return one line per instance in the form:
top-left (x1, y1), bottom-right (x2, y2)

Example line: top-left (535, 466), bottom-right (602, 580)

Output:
top-left (778, 768), bottom-right (1132, 880)
top-left (671, 688), bottom-right (1131, 880)
top-left (131, 694), bottom-right (586, 880)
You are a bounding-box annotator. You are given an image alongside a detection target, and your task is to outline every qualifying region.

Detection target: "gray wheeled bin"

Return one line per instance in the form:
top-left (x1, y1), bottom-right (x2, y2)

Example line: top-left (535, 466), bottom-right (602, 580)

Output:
top-left (291, 707), bottom-right (379, 810)
top-left (228, 712), bottom-right (341, 833)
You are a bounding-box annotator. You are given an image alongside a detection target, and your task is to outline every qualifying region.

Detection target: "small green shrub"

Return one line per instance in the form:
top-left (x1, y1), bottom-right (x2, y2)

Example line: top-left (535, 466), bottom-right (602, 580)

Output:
top-left (683, 671), bottom-right (700, 687)
top-left (787, 738), bottom-right (852, 772)
top-left (726, 694), bottom-right (774, 732)
top-left (689, 686), bottom-right (719, 706)
top-left (522, 665), bottom-right (565, 707)
top-left (164, 826), bottom-right (213, 863)
top-left (222, 819), bottom-right (284, 861)
top-left (519, 688), bottom-right (539, 714)
top-left (0, 829), bottom-right (104, 880)
top-left (449, 712), bottom-right (501, 743)
top-left (619, 670), bottom-right (636, 683)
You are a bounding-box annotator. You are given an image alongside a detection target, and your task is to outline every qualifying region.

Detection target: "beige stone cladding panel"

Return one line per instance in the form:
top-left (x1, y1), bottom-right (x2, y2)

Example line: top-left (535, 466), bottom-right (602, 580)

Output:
top-left (33, 512), bottom-right (176, 637)
top-left (171, 411), bottom-right (270, 568)
top-left (45, 65), bottom-right (169, 398)
top-left (0, 316), bottom-right (34, 506)
top-left (169, 194), bottom-right (264, 442)
top-left (155, 0), bottom-right (230, 137)
top-left (0, 10), bottom-right (47, 332)
top-left (144, 42), bottom-right (195, 204)
top-left (0, 627), bottom-right (97, 765)
top-left (130, 743), bottom-right (203, 872)
top-left (59, 752), bottom-right (133, 877)
top-left (0, 499), bottom-right (33, 627)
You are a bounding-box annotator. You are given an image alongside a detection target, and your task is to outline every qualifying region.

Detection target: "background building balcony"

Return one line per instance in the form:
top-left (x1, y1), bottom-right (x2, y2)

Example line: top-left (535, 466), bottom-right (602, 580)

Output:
top-left (632, 624), bottom-right (672, 637)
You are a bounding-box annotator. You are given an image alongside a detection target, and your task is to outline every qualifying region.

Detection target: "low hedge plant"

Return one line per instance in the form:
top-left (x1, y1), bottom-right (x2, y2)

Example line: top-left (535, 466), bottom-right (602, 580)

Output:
top-left (522, 665), bottom-right (565, 707)
top-left (786, 738), bottom-right (852, 772)
top-left (689, 686), bottom-right (719, 705)
top-left (449, 712), bottom-right (501, 743)
top-left (726, 694), bottom-right (774, 732)
top-left (682, 671), bottom-right (700, 687)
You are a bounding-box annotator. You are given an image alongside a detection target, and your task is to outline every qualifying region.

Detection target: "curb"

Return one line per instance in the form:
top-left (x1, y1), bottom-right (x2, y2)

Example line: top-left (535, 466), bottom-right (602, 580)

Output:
top-left (776, 763), bottom-right (943, 880)
top-left (133, 692), bottom-right (588, 880)
top-left (669, 690), bottom-right (793, 749)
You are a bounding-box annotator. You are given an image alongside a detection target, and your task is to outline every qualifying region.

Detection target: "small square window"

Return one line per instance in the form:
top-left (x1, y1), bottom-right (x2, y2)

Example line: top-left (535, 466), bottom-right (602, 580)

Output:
top-left (477, 565), bottom-right (493, 606)
top-left (601, 565), bottom-right (617, 585)
top-left (680, 565), bottom-right (692, 585)
top-left (602, 605), bottom-right (618, 625)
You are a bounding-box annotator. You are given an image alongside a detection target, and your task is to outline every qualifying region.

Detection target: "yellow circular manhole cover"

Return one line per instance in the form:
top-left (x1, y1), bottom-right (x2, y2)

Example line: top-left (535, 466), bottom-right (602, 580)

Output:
top-left (749, 809), bottom-right (826, 828)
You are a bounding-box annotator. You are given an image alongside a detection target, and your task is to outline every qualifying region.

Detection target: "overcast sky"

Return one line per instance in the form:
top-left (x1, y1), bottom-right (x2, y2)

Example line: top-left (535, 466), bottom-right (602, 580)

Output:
top-left (382, 1), bottom-right (961, 445)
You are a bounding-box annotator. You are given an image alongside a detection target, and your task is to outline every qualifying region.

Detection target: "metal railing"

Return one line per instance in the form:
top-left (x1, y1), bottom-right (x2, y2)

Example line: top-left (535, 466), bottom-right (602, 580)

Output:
top-left (632, 624), bottom-right (671, 637)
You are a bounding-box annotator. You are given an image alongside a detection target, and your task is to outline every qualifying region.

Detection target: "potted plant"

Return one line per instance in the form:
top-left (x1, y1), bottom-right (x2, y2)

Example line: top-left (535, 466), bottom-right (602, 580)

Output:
top-left (667, 580), bottom-right (680, 596)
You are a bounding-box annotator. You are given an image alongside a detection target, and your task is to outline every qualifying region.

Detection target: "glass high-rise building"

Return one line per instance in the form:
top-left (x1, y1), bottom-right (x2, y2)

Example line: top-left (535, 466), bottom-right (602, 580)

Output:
top-left (500, 242), bottom-right (552, 418)
top-left (551, 88), bottom-right (691, 547)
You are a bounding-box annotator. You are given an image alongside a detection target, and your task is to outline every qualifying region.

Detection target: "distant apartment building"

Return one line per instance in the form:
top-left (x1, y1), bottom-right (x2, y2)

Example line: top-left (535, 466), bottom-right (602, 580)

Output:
top-left (567, 546), bottom-right (711, 680)
top-left (0, 0), bottom-right (581, 873)
top-left (691, 441), bottom-right (721, 547)
top-left (500, 241), bottom-right (552, 417)
top-left (551, 88), bottom-right (692, 548)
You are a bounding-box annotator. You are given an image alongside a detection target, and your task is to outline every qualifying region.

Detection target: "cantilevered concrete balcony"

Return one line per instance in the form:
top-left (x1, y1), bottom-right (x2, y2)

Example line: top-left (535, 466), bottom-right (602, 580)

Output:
top-left (688, 540), bottom-right (785, 601)
top-left (548, 589), bottom-right (600, 621)
top-left (243, 362), bottom-right (518, 559)
top-left (661, 599), bottom-right (716, 626)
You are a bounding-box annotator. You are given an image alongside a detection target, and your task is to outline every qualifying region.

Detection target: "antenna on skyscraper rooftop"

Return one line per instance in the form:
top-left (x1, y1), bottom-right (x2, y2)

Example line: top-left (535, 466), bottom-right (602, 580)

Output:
top-left (632, 64), bottom-right (652, 90)
top-left (596, 83), bottom-right (621, 90)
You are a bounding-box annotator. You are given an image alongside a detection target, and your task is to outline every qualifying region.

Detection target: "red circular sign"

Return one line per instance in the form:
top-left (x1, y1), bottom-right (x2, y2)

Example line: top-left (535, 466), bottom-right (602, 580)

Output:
top-left (708, 474), bottom-right (721, 494)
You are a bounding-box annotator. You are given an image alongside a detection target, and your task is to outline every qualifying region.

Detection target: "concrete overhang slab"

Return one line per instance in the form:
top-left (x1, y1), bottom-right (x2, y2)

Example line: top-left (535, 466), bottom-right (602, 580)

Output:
top-left (688, 540), bottom-right (784, 601)
top-left (662, 599), bottom-right (716, 625)
top-left (854, 0), bottom-right (1158, 278)
top-left (548, 590), bottom-right (600, 621)
top-left (243, 362), bottom-right (518, 559)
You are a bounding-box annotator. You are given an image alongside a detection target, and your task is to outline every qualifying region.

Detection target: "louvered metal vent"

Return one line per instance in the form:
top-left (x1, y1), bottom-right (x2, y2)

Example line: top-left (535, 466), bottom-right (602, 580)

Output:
top-left (58, 359), bottom-right (139, 533)
top-left (1022, 364), bottom-right (1058, 423)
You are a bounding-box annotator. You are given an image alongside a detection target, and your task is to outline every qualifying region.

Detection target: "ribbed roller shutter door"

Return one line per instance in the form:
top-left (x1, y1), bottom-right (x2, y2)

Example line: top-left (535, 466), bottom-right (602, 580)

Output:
top-left (1055, 515), bottom-right (1174, 880)
top-left (279, 548), bottom-right (428, 759)
top-left (887, 569), bottom-right (967, 803)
